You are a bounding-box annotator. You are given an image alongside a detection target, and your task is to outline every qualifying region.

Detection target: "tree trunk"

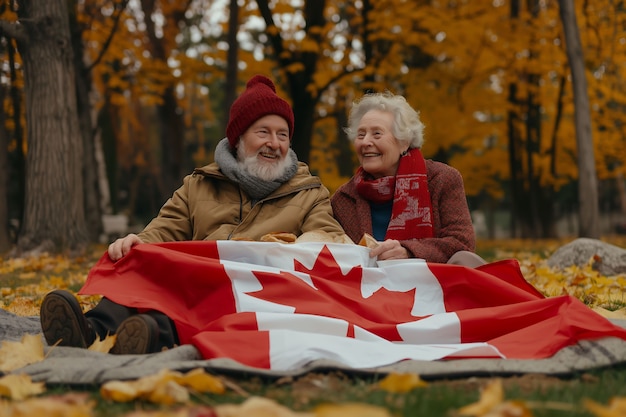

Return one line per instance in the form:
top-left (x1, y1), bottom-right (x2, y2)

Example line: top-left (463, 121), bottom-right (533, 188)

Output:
top-left (255, 0), bottom-right (326, 164)
top-left (0, 86), bottom-right (10, 252)
top-left (525, 83), bottom-right (542, 238)
top-left (334, 107), bottom-right (356, 178)
top-left (98, 100), bottom-right (119, 213)
top-left (225, 0), bottom-right (239, 115)
top-left (558, 0), bottom-right (600, 238)
top-left (69, 0), bottom-right (102, 241)
top-left (157, 89), bottom-right (185, 198)
top-left (288, 74), bottom-right (318, 163)
top-left (14, 0), bottom-right (88, 254)
top-left (507, 0), bottom-right (521, 239)
top-left (6, 36), bottom-right (25, 240)
top-left (617, 172), bottom-right (626, 217)
top-left (141, 0), bottom-right (187, 200)
top-left (507, 85), bottom-right (522, 239)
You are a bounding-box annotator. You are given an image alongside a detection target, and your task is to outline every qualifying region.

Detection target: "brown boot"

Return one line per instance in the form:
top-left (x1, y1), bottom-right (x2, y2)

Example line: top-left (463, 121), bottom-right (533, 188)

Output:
top-left (40, 290), bottom-right (95, 348)
top-left (110, 314), bottom-right (160, 355)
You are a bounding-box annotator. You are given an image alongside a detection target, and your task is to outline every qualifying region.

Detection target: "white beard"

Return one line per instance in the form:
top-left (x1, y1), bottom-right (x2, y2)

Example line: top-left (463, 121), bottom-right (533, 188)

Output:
top-left (237, 145), bottom-right (290, 181)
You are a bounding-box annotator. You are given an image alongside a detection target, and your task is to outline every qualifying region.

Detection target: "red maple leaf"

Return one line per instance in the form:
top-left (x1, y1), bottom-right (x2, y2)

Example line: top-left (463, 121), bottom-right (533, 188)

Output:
top-left (246, 246), bottom-right (418, 341)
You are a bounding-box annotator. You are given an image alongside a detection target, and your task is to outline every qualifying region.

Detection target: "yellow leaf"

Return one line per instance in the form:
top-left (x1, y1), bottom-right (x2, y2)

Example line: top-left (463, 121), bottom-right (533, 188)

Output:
top-left (147, 380), bottom-right (189, 405)
top-left (87, 334), bottom-right (117, 353)
top-left (101, 368), bottom-right (223, 404)
top-left (0, 374), bottom-right (45, 400)
top-left (267, 24), bottom-right (280, 36)
top-left (457, 379), bottom-right (504, 416)
top-left (100, 380), bottom-right (139, 403)
top-left (315, 402), bottom-right (392, 417)
top-left (378, 372), bottom-right (428, 393)
top-left (5, 297), bottom-right (39, 316)
top-left (285, 62), bottom-right (305, 74)
top-left (177, 368), bottom-right (225, 394)
top-left (122, 408), bottom-right (210, 417)
top-left (482, 400), bottom-right (533, 417)
top-left (0, 393), bottom-right (94, 416)
top-left (0, 334), bottom-right (45, 372)
top-left (215, 396), bottom-right (314, 417)
top-left (592, 307), bottom-right (626, 320)
top-left (299, 38), bottom-right (320, 53)
top-left (584, 397), bottom-right (626, 417)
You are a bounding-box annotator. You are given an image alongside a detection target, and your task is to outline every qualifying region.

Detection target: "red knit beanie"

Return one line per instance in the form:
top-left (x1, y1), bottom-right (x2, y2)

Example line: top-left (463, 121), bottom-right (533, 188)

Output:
top-left (226, 75), bottom-right (295, 149)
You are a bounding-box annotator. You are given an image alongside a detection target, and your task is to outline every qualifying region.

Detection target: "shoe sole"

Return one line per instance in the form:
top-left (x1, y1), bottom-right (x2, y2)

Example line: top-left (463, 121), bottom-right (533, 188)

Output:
top-left (40, 291), bottom-right (88, 348)
top-left (111, 315), bottom-right (158, 355)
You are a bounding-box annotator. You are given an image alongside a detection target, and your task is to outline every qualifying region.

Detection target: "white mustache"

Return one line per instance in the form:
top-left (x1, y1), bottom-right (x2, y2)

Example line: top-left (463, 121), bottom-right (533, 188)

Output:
top-left (258, 147), bottom-right (281, 158)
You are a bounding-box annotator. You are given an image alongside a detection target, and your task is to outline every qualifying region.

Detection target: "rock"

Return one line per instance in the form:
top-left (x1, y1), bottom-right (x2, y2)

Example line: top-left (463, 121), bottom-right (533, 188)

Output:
top-left (547, 238), bottom-right (626, 276)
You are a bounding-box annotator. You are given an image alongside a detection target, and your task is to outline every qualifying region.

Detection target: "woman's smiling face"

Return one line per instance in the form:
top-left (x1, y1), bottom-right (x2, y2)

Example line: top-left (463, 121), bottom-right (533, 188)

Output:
top-left (354, 110), bottom-right (407, 179)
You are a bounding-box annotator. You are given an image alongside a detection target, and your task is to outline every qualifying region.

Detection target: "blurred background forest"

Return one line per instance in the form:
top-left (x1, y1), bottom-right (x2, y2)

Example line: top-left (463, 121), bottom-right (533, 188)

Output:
top-left (0, 0), bottom-right (625, 255)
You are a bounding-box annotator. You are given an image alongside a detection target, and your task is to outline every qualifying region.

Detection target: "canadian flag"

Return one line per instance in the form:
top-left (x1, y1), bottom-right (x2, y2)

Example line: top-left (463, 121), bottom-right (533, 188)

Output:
top-left (80, 241), bottom-right (626, 371)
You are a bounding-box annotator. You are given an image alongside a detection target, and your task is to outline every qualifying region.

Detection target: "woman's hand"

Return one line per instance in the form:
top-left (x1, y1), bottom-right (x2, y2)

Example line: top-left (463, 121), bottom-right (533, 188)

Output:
top-left (369, 239), bottom-right (409, 260)
top-left (108, 233), bottom-right (143, 261)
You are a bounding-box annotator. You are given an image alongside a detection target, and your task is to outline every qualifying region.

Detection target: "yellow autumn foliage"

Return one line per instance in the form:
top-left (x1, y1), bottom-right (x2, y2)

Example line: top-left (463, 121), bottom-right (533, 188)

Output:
top-left (0, 334), bottom-right (45, 373)
top-left (100, 368), bottom-right (225, 405)
top-left (0, 394), bottom-right (95, 416)
top-left (0, 374), bottom-right (45, 401)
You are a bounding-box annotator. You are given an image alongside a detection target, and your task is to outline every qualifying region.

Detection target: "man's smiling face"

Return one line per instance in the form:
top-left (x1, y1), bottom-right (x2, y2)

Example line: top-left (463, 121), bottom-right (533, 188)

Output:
top-left (237, 114), bottom-right (291, 181)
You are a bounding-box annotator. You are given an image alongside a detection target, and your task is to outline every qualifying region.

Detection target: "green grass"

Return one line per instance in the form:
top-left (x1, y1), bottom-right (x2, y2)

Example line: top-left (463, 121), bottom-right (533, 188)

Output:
top-left (40, 365), bottom-right (626, 416)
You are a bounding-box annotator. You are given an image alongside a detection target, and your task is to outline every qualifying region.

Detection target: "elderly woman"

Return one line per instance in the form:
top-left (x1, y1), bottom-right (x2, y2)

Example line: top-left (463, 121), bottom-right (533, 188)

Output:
top-left (331, 91), bottom-right (483, 266)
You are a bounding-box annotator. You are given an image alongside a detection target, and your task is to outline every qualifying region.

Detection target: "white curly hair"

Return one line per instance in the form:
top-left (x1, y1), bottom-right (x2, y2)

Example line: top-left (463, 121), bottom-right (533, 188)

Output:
top-left (344, 91), bottom-right (425, 149)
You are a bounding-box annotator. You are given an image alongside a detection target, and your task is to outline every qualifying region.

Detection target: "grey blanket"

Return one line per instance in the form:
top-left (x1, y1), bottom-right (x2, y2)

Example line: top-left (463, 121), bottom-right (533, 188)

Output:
top-left (2, 309), bottom-right (626, 385)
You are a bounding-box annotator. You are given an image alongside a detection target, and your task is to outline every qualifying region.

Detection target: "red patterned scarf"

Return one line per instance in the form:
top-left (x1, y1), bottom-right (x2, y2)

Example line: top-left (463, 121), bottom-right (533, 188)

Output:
top-left (355, 148), bottom-right (433, 240)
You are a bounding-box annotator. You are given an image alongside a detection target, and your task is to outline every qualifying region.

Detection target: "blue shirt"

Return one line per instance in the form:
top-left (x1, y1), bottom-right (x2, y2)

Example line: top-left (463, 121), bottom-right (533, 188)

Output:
top-left (370, 201), bottom-right (393, 241)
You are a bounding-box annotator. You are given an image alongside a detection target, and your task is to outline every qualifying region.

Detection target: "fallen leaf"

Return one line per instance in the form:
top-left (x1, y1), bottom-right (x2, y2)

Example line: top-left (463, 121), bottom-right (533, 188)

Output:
top-left (124, 407), bottom-right (217, 417)
top-left (147, 379), bottom-right (189, 405)
top-left (0, 374), bottom-right (45, 400)
top-left (87, 334), bottom-right (116, 353)
top-left (5, 297), bottom-right (39, 316)
top-left (481, 400), bottom-right (533, 417)
top-left (0, 333), bottom-right (45, 372)
top-left (100, 380), bottom-right (140, 403)
top-left (18, 272), bottom-right (37, 279)
top-left (100, 368), bottom-right (225, 404)
top-left (315, 402), bottom-right (392, 416)
top-left (457, 379), bottom-right (504, 416)
top-left (178, 367), bottom-right (225, 394)
top-left (592, 307), bottom-right (626, 320)
top-left (215, 396), bottom-right (314, 417)
top-left (0, 393), bottom-right (94, 416)
top-left (377, 372), bottom-right (427, 393)
top-left (584, 397), bottom-right (626, 417)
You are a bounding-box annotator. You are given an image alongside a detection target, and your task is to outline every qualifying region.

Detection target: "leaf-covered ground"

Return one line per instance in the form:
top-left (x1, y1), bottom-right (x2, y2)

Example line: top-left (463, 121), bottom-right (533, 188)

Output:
top-left (477, 237), bottom-right (626, 315)
top-left (1, 238), bottom-right (626, 416)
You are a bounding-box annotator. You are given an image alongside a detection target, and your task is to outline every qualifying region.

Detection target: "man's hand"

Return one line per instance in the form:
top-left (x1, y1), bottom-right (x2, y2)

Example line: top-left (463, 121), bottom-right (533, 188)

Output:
top-left (108, 234), bottom-right (143, 261)
top-left (369, 239), bottom-right (409, 261)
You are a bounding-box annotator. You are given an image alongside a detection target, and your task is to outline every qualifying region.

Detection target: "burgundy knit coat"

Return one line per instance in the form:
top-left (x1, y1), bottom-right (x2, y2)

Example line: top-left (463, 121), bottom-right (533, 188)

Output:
top-left (331, 159), bottom-right (476, 263)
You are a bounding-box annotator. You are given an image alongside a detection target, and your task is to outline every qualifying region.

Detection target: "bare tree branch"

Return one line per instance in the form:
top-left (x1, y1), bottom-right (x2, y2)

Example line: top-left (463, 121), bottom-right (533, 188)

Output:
top-left (255, 0), bottom-right (285, 65)
top-left (85, 0), bottom-right (130, 72)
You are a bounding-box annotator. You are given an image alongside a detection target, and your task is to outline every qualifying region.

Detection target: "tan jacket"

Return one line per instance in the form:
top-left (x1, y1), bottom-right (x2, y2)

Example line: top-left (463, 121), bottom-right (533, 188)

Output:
top-left (138, 162), bottom-right (345, 243)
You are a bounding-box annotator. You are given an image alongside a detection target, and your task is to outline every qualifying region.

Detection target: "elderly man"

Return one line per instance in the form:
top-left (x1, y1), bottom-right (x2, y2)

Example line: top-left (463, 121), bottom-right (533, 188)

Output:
top-left (40, 75), bottom-right (346, 355)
